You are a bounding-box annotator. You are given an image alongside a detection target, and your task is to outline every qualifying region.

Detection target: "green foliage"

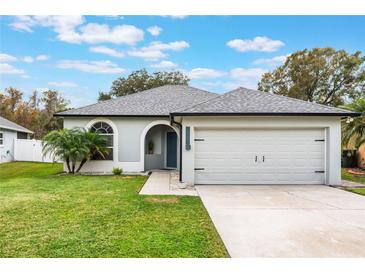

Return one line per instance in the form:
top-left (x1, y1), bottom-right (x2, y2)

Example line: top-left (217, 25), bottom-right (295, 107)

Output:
top-left (99, 69), bottom-right (190, 100)
top-left (98, 91), bottom-right (112, 101)
top-left (148, 141), bottom-right (154, 153)
top-left (0, 162), bottom-right (228, 258)
top-left (0, 87), bottom-right (69, 138)
top-left (340, 97), bottom-right (365, 150)
top-left (258, 48), bottom-right (365, 106)
top-left (42, 128), bottom-right (109, 173)
top-left (112, 167), bottom-right (123, 175)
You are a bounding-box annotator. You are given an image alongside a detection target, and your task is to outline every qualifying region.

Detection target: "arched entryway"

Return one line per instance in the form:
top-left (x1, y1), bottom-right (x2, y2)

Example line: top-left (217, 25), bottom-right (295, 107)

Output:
top-left (142, 122), bottom-right (180, 171)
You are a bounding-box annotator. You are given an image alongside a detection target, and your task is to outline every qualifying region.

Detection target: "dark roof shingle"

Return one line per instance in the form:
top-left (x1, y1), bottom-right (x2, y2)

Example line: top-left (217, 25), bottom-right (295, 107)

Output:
top-left (57, 85), bottom-right (357, 117)
top-left (57, 85), bottom-right (218, 116)
top-left (172, 87), bottom-right (356, 116)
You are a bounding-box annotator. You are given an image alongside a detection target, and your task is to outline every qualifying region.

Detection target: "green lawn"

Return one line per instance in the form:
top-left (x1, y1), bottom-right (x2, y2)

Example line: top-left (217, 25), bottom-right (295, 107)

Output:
top-left (342, 168), bottom-right (365, 197)
top-left (342, 168), bottom-right (365, 184)
top-left (0, 162), bottom-right (228, 258)
top-left (348, 188), bottom-right (365, 196)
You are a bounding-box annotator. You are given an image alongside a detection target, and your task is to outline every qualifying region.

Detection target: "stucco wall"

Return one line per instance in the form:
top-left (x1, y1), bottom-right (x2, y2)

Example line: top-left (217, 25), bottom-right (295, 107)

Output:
top-left (180, 116), bottom-right (342, 185)
top-left (63, 116), bottom-right (176, 172)
top-left (144, 124), bottom-right (180, 171)
top-left (0, 128), bottom-right (16, 163)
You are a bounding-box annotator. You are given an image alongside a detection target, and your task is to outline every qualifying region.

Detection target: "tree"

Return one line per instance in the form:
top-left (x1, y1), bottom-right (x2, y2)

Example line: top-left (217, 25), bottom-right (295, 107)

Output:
top-left (340, 97), bottom-right (365, 150)
top-left (75, 129), bottom-right (109, 172)
top-left (99, 69), bottom-right (190, 100)
top-left (258, 48), bottom-right (365, 106)
top-left (0, 87), bottom-right (23, 120)
top-left (98, 91), bottom-right (112, 101)
top-left (40, 90), bottom-right (69, 136)
top-left (0, 88), bottom-right (69, 138)
top-left (42, 128), bottom-right (108, 173)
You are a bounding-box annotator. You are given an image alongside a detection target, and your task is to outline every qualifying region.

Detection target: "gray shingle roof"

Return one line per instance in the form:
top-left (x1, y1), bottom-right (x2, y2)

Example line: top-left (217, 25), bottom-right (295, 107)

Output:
top-left (0, 116), bottom-right (33, 133)
top-left (172, 87), bottom-right (356, 116)
top-left (56, 85), bottom-right (218, 116)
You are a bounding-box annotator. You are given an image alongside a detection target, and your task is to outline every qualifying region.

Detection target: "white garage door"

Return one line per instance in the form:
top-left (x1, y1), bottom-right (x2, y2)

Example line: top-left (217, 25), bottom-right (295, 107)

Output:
top-left (194, 128), bottom-right (325, 185)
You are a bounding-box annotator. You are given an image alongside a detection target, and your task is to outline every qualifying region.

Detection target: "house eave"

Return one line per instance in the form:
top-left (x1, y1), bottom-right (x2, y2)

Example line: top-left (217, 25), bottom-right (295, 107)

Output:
top-left (54, 113), bottom-right (170, 118)
top-left (0, 125), bottom-right (33, 134)
top-left (170, 112), bottom-right (361, 117)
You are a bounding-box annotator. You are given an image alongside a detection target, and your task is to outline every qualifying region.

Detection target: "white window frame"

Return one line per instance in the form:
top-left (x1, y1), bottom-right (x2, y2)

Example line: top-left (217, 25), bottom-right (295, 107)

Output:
top-left (86, 118), bottom-right (118, 162)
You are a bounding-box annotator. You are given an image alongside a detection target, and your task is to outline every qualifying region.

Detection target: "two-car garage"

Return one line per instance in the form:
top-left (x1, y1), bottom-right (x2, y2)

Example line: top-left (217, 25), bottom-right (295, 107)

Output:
top-left (176, 87), bottom-right (351, 186)
top-left (194, 128), bottom-right (326, 185)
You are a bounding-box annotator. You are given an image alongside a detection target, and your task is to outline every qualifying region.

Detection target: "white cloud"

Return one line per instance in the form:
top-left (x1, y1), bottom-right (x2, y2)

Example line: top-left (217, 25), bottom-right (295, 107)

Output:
top-left (161, 16), bottom-right (188, 19)
top-left (128, 40), bottom-right (189, 61)
top-left (0, 53), bottom-right (18, 62)
top-left (253, 55), bottom-right (287, 66)
top-left (10, 16), bottom-right (144, 45)
top-left (150, 60), bottom-right (177, 69)
top-left (0, 52), bottom-right (50, 63)
top-left (229, 67), bottom-right (267, 89)
top-left (188, 68), bottom-right (226, 79)
top-left (57, 60), bottom-right (125, 74)
top-left (89, 46), bottom-right (124, 58)
top-left (147, 26), bottom-right (162, 36)
top-left (36, 55), bottom-right (50, 61)
top-left (0, 63), bottom-right (25, 75)
top-left (227, 36), bottom-right (284, 52)
top-left (10, 16), bottom-right (84, 38)
top-left (148, 41), bottom-right (189, 51)
top-left (9, 15), bottom-right (35, 32)
top-left (48, 81), bottom-right (78, 88)
top-left (73, 23), bottom-right (144, 45)
top-left (23, 56), bottom-right (34, 63)
top-left (128, 49), bottom-right (167, 61)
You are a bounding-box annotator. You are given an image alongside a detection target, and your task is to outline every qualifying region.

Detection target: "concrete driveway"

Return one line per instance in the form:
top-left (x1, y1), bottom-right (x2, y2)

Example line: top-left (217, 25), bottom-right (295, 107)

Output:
top-left (196, 185), bottom-right (365, 257)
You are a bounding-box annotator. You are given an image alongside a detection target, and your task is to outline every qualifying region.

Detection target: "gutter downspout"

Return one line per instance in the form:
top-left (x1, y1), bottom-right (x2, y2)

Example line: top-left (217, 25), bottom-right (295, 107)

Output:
top-left (170, 114), bottom-right (182, 182)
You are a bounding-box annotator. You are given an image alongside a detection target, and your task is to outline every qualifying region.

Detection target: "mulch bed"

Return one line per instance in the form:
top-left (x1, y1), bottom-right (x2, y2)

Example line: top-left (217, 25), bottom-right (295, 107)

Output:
top-left (346, 168), bottom-right (365, 176)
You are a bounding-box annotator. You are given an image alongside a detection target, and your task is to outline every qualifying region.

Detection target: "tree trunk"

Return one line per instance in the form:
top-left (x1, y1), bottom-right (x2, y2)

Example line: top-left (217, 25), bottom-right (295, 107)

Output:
top-left (76, 158), bottom-right (87, 173)
top-left (71, 161), bottom-right (76, 174)
top-left (65, 157), bottom-right (72, 173)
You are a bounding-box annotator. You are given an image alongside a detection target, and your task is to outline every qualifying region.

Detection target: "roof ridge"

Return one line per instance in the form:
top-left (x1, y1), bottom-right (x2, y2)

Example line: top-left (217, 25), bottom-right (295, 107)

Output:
top-left (173, 91), bottom-right (223, 113)
top-left (173, 87), bottom-right (261, 113)
top-left (238, 87), bottom-right (351, 113)
top-left (58, 85), bottom-right (212, 114)
top-left (56, 85), bottom-right (215, 116)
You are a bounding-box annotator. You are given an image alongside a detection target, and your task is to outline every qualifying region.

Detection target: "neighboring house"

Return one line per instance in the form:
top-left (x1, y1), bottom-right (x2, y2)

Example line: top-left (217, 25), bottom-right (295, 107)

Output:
top-left (0, 116), bottom-right (33, 163)
top-left (55, 85), bottom-right (358, 185)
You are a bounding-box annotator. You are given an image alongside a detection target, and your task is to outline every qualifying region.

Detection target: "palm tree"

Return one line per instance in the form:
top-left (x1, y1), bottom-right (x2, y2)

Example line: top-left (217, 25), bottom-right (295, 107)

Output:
top-left (341, 97), bottom-right (365, 150)
top-left (75, 129), bottom-right (109, 172)
top-left (43, 128), bottom-right (108, 173)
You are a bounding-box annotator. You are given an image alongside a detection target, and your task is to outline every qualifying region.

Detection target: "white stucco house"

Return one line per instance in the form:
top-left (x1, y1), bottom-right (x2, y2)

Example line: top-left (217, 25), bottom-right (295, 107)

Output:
top-left (55, 85), bottom-right (358, 185)
top-left (0, 116), bottom-right (33, 163)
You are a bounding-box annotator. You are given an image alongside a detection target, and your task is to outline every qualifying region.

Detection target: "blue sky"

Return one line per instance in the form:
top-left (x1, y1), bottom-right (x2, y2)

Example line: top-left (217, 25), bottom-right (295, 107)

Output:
top-left (1, 16), bottom-right (365, 107)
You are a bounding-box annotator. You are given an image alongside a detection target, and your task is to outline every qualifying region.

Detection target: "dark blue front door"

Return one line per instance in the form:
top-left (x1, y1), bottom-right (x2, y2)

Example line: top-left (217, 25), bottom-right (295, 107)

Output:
top-left (166, 131), bottom-right (177, 168)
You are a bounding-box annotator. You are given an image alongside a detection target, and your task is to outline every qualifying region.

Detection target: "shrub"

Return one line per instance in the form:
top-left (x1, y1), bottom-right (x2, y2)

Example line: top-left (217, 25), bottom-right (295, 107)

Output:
top-left (42, 128), bottom-right (108, 174)
top-left (112, 167), bottom-right (123, 175)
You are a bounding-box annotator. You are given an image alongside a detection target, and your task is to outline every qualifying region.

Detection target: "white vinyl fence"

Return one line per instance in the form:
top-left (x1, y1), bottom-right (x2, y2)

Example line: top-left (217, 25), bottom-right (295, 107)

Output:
top-left (14, 139), bottom-right (58, 163)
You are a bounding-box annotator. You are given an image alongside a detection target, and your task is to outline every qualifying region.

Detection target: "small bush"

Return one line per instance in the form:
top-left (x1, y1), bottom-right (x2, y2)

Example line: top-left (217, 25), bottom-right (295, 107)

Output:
top-left (112, 167), bottom-right (123, 175)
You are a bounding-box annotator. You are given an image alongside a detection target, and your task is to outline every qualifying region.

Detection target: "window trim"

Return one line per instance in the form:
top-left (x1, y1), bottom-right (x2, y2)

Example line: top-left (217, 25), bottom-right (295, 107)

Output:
top-left (86, 118), bottom-right (118, 162)
top-left (0, 131), bottom-right (3, 147)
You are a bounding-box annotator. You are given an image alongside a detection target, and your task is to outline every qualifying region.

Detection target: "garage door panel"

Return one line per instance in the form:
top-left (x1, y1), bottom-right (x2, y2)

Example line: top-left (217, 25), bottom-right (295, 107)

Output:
top-left (194, 128), bottom-right (325, 185)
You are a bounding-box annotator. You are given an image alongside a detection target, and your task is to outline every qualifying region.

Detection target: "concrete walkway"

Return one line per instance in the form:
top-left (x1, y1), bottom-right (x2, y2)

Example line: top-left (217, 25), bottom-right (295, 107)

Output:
top-left (197, 185), bottom-right (365, 257)
top-left (139, 170), bottom-right (198, 196)
top-left (340, 180), bottom-right (365, 188)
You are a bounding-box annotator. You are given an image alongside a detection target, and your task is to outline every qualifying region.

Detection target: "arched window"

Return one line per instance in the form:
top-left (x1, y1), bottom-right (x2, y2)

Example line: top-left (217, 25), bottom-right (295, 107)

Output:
top-left (90, 122), bottom-right (114, 160)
